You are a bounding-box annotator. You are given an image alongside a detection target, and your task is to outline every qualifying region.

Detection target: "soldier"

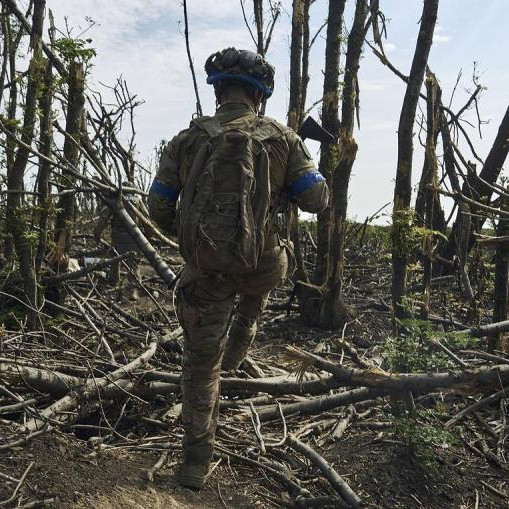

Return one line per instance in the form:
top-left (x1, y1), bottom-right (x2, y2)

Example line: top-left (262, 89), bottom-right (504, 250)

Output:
top-left (93, 181), bottom-right (143, 301)
top-left (148, 48), bottom-right (329, 490)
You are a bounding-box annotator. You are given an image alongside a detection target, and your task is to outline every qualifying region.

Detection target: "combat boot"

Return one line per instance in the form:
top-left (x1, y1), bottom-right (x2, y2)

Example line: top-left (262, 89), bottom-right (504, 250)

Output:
top-left (179, 462), bottom-right (210, 490)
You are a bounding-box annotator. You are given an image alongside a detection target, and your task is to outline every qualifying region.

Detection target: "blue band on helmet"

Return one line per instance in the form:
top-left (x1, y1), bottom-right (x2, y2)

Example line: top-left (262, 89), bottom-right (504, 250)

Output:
top-left (206, 72), bottom-right (273, 98)
top-left (290, 171), bottom-right (325, 196)
top-left (150, 180), bottom-right (179, 201)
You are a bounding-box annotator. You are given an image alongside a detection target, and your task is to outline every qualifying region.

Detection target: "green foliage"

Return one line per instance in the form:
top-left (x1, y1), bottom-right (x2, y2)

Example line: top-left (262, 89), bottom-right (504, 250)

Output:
top-left (391, 208), bottom-right (447, 257)
top-left (392, 410), bottom-right (456, 470)
top-left (53, 37), bottom-right (96, 64)
top-left (383, 319), bottom-right (477, 372)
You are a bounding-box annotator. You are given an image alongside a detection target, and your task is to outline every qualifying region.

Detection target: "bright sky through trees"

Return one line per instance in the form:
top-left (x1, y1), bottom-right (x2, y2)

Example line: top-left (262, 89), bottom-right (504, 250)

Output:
top-left (47, 0), bottom-right (509, 222)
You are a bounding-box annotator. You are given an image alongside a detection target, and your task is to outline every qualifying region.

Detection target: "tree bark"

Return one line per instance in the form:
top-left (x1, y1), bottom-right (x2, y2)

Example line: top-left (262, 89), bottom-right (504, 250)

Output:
top-left (491, 191), bottom-right (509, 352)
top-left (35, 59), bottom-right (53, 274)
top-left (52, 61), bottom-right (85, 277)
top-left (313, 0), bottom-right (346, 285)
top-left (319, 0), bottom-right (367, 329)
top-left (287, 0), bottom-right (309, 298)
top-left (419, 70), bottom-right (440, 320)
top-left (288, 0), bottom-right (304, 132)
top-left (6, 5), bottom-right (45, 327)
top-left (253, 0), bottom-right (264, 55)
top-left (439, 108), bottom-right (475, 303)
top-left (391, 0), bottom-right (438, 323)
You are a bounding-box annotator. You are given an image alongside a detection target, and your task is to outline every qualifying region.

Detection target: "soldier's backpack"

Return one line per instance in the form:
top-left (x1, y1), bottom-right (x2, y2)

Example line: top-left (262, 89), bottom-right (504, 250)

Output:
top-left (177, 116), bottom-right (271, 273)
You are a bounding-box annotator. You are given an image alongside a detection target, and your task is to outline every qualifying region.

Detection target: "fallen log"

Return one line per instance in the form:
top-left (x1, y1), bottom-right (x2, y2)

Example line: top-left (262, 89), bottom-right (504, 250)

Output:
top-left (145, 371), bottom-right (346, 396)
top-left (455, 319), bottom-right (509, 338)
top-left (287, 434), bottom-right (362, 507)
top-left (0, 362), bottom-right (82, 395)
top-left (255, 388), bottom-right (386, 422)
top-left (285, 346), bottom-right (509, 393)
top-left (22, 341), bottom-right (157, 431)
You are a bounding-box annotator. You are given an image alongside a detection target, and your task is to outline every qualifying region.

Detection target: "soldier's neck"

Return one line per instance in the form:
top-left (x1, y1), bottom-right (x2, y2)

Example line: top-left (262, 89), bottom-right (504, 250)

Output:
top-left (219, 100), bottom-right (257, 114)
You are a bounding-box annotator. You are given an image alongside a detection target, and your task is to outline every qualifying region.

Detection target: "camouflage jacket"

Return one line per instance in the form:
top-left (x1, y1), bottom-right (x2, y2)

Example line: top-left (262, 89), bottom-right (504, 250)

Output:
top-left (148, 102), bottom-right (329, 237)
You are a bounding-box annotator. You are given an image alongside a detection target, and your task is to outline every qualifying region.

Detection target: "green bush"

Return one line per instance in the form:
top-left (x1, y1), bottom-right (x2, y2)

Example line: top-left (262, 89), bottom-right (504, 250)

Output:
top-left (383, 319), bottom-right (477, 372)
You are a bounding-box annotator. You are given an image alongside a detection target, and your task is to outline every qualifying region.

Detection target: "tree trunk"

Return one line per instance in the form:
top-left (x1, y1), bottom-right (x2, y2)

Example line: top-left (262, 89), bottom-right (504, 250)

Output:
top-left (491, 192), bottom-right (509, 353)
top-left (52, 61), bottom-right (85, 277)
top-left (6, 3), bottom-right (45, 328)
top-left (35, 59), bottom-right (53, 274)
top-left (288, 0), bottom-right (304, 131)
top-left (313, 0), bottom-right (346, 285)
top-left (439, 108), bottom-right (475, 304)
top-left (391, 0), bottom-right (438, 324)
top-left (319, 0), bottom-right (368, 329)
top-left (419, 70), bottom-right (440, 320)
top-left (253, 0), bottom-right (264, 55)
top-left (300, 0), bottom-right (311, 117)
top-left (287, 0), bottom-right (309, 299)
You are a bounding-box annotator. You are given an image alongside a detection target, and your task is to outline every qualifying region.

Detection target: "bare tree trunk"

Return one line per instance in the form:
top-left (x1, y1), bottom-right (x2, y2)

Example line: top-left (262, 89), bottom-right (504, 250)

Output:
top-left (419, 70), bottom-right (440, 320)
top-left (313, 0), bottom-right (346, 285)
top-left (491, 193), bottom-right (509, 353)
top-left (391, 0), bottom-right (438, 324)
top-left (319, 0), bottom-right (367, 329)
top-left (287, 0), bottom-right (309, 296)
top-left (6, 1), bottom-right (45, 327)
top-left (253, 0), bottom-right (264, 55)
top-left (439, 108), bottom-right (475, 304)
top-left (288, 0), bottom-right (304, 131)
top-left (53, 61), bottom-right (85, 277)
top-left (0, 6), bottom-right (9, 109)
top-left (300, 0), bottom-right (311, 117)
top-left (35, 59), bottom-right (53, 274)
top-left (414, 76), bottom-right (445, 235)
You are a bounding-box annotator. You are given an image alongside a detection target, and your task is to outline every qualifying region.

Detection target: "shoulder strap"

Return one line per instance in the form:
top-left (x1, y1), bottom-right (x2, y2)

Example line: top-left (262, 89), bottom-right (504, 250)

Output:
top-left (191, 116), bottom-right (221, 137)
top-left (253, 116), bottom-right (290, 142)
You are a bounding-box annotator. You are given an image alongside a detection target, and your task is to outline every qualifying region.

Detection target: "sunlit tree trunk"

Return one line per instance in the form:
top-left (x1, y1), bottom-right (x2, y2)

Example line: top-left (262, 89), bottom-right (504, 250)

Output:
top-left (391, 0), bottom-right (439, 325)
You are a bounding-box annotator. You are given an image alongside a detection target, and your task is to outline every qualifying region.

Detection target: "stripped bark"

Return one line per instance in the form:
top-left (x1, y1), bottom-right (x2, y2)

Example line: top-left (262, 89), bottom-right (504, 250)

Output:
top-left (286, 345), bottom-right (509, 393)
top-left (319, 0), bottom-right (368, 329)
top-left (52, 61), bottom-right (85, 277)
top-left (35, 58), bottom-right (53, 273)
top-left (313, 0), bottom-right (345, 285)
top-left (419, 70), bottom-right (440, 320)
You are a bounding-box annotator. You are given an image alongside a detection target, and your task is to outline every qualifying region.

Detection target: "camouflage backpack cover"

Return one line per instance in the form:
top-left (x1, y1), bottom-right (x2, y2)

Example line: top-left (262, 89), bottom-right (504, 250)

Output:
top-left (178, 116), bottom-right (274, 273)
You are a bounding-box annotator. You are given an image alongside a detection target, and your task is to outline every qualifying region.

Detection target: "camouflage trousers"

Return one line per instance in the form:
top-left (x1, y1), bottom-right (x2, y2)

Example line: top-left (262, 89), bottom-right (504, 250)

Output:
top-left (176, 245), bottom-right (288, 487)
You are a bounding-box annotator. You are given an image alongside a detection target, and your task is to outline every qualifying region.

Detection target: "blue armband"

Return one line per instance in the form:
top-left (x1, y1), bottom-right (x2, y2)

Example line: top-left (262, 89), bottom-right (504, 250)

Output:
top-left (290, 171), bottom-right (325, 196)
top-left (150, 179), bottom-right (180, 201)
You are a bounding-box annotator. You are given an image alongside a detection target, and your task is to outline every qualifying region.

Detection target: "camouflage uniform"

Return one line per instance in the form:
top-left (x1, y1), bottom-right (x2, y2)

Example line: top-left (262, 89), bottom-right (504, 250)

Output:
top-left (149, 102), bottom-right (328, 488)
top-left (94, 195), bottom-right (143, 297)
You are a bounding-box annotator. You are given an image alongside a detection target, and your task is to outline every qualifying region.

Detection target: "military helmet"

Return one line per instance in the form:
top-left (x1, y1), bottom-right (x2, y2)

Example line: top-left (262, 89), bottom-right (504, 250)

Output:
top-left (205, 47), bottom-right (275, 98)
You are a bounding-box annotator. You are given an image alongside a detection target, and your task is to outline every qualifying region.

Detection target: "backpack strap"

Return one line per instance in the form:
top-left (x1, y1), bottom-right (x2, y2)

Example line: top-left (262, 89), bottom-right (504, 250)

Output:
top-left (253, 116), bottom-right (291, 142)
top-left (191, 116), bottom-right (221, 138)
